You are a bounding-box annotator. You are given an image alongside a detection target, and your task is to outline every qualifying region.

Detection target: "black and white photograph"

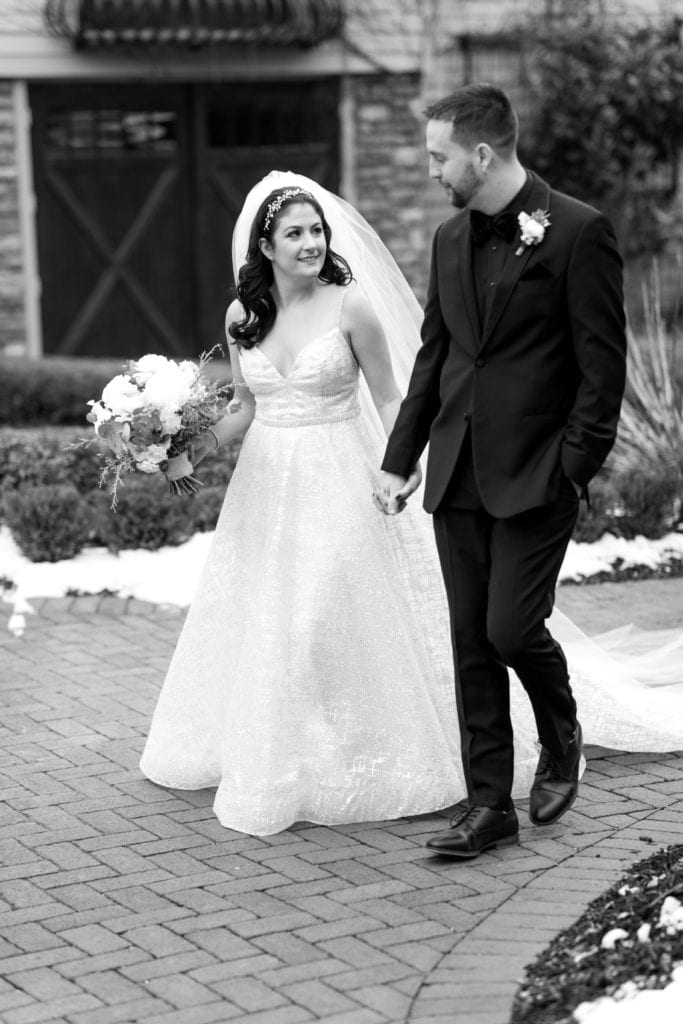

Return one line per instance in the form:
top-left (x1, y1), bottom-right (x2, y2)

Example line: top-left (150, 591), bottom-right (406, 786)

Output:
top-left (1, 2), bottom-right (683, 1022)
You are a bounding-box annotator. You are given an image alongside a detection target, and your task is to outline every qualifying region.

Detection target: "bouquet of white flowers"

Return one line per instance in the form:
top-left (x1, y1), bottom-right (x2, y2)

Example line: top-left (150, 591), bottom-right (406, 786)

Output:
top-left (83, 350), bottom-right (229, 507)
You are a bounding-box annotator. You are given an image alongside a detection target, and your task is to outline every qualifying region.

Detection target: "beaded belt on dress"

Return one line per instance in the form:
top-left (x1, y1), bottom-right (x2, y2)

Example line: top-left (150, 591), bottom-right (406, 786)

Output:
top-left (254, 406), bottom-right (361, 428)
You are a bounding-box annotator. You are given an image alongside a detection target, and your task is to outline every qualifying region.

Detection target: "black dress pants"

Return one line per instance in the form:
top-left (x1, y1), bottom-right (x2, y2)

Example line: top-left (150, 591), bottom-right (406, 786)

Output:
top-left (432, 476), bottom-right (581, 810)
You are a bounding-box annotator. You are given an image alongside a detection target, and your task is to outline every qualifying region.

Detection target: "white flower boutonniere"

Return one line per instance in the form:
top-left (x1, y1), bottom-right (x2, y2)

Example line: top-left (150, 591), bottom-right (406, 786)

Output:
top-left (515, 209), bottom-right (551, 256)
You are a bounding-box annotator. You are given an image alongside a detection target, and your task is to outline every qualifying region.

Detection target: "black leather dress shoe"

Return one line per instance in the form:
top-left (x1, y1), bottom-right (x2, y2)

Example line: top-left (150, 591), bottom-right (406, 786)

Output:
top-left (425, 803), bottom-right (519, 858)
top-left (529, 723), bottom-right (583, 826)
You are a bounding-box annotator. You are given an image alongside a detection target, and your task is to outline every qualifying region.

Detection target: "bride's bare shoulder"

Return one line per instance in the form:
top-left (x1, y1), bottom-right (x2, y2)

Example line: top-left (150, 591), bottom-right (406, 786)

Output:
top-left (339, 281), bottom-right (372, 318)
top-left (339, 282), bottom-right (380, 335)
top-left (225, 298), bottom-right (246, 331)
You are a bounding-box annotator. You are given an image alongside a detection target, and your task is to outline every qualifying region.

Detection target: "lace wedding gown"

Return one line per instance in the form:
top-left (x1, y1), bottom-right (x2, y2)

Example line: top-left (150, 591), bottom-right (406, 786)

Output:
top-left (140, 301), bottom-right (683, 837)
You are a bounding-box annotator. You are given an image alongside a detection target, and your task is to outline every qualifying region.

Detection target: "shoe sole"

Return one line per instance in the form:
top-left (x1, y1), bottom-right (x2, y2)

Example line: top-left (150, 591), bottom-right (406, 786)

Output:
top-left (528, 789), bottom-right (578, 827)
top-left (426, 833), bottom-right (519, 858)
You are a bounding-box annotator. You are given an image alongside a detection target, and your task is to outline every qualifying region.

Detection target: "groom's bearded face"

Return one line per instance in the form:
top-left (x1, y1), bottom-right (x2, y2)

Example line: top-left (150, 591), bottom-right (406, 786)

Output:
top-left (426, 119), bottom-right (482, 210)
top-left (446, 161), bottom-right (481, 209)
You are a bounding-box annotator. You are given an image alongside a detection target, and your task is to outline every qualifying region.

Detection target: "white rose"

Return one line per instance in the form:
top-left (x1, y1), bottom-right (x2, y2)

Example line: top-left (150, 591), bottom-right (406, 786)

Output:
top-left (101, 374), bottom-right (144, 417)
top-left (143, 365), bottom-right (194, 414)
top-left (524, 219), bottom-right (545, 240)
top-left (89, 400), bottom-right (112, 425)
top-left (179, 360), bottom-right (198, 380)
top-left (132, 353), bottom-right (172, 384)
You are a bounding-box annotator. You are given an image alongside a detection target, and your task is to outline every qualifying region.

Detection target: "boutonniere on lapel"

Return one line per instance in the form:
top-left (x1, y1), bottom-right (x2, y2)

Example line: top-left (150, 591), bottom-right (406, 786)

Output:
top-left (515, 209), bottom-right (551, 256)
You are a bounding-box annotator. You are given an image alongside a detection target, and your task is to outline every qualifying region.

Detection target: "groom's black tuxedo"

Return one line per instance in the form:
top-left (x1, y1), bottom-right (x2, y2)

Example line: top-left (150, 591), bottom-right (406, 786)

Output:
top-left (383, 172), bottom-right (626, 516)
top-left (382, 170), bottom-right (627, 811)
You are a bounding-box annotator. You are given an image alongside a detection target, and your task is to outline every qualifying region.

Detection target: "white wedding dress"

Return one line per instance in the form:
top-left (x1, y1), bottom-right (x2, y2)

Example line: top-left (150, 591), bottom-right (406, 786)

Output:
top-left (139, 293), bottom-right (683, 836)
top-left (140, 308), bottom-right (465, 834)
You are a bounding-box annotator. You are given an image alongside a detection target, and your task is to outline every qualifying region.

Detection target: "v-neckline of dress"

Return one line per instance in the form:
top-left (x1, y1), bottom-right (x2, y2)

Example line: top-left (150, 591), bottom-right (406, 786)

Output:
top-left (254, 325), bottom-right (340, 380)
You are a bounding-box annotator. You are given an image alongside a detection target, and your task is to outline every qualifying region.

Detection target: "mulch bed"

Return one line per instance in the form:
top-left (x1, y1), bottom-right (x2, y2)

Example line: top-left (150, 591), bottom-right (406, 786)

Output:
top-left (563, 557), bottom-right (683, 586)
top-left (511, 843), bottom-right (683, 1023)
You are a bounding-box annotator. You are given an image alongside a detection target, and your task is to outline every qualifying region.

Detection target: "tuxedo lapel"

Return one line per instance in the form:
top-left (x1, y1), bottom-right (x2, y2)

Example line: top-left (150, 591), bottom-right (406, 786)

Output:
top-left (455, 216), bottom-right (481, 352)
top-left (481, 177), bottom-right (551, 349)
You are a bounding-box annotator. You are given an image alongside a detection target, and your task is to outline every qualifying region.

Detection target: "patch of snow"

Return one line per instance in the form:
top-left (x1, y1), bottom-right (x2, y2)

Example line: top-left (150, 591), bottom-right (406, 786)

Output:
top-left (0, 525), bottom-right (211, 608)
top-left (559, 532), bottom-right (683, 583)
top-left (1, 528), bottom-right (682, 618)
top-left (573, 965), bottom-right (683, 1023)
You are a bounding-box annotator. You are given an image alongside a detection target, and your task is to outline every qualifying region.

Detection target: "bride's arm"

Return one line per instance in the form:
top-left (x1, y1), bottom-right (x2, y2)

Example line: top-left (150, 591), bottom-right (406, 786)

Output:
top-left (345, 288), bottom-right (422, 510)
top-left (191, 302), bottom-right (256, 465)
top-left (345, 288), bottom-right (403, 438)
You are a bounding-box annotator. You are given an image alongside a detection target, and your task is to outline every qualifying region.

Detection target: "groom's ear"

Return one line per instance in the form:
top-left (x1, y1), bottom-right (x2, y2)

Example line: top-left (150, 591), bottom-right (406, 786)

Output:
top-left (474, 143), bottom-right (494, 172)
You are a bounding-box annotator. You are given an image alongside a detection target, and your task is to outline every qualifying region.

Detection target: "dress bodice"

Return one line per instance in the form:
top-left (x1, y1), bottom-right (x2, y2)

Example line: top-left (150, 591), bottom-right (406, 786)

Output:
top-left (238, 326), bottom-right (361, 427)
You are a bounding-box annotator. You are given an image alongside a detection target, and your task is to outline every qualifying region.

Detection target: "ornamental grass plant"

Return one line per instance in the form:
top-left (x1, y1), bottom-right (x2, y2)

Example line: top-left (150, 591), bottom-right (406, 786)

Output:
top-left (611, 263), bottom-right (683, 521)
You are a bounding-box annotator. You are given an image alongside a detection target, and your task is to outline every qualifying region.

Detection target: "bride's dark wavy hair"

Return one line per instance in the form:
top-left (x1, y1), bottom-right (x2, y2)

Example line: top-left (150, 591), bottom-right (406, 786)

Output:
top-left (228, 187), bottom-right (353, 348)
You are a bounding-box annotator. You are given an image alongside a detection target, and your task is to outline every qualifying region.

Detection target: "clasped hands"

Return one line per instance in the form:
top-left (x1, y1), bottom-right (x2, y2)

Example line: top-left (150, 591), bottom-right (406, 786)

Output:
top-left (373, 466), bottom-right (422, 516)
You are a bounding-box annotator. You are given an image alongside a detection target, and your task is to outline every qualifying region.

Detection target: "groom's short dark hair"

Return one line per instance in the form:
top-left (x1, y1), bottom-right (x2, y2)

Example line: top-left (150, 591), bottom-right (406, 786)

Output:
top-left (424, 83), bottom-right (518, 157)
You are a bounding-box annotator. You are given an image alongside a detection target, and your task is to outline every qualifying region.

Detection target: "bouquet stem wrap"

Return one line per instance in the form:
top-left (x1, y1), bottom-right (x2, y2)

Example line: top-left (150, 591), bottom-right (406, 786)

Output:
top-left (164, 452), bottom-right (202, 496)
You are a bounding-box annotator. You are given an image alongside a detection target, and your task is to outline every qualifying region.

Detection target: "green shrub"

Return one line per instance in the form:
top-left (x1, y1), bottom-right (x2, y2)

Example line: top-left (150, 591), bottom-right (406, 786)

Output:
top-left (0, 426), bottom-right (237, 508)
top-left (0, 356), bottom-right (126, 425)
top-left (0, 353), bottom-right (233, 426)
top-left (520, 1), bottom-right (683, 257)
top-left (573, 473), bottom-right (622, 543)
top-left (0, 426), bottom-right (238, 560)
top-left (615, 466), bottom-right (681, 539)
top-left (184, 485), bottom-right (226, 532)
top-left (5, 484), bottom-right (91, 562)
top-left (0, 427), bottom-right (104, 517)
top-left (92, 476), bottom-right (200, 553)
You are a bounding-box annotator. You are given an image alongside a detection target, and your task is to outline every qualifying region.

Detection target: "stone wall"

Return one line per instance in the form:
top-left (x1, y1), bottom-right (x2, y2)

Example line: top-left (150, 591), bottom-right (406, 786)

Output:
top-left (0, 81), bottom-right (24, 353)
top-left (351, 73), bottom-right (433, 301)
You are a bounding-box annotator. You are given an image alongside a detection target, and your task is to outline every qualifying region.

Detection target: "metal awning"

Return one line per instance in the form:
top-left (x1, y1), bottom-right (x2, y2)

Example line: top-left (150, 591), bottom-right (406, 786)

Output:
top-left (44, 0), bottom-right (344, 49)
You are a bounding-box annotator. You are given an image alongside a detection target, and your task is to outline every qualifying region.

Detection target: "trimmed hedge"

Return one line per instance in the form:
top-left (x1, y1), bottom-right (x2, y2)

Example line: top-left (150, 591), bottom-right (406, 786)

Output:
top-left (5, 484), bottom-right (91, 562)
top-left (2, 426), bottom-right (680, 562)
top-left (574, 465), bottom-right (682, 543)
top-left (0, 353), bottom-right (233, 425)
top-left (0, 356), bottom-right (127, 425)
top-left (1, 426), bottom-right (241, 561)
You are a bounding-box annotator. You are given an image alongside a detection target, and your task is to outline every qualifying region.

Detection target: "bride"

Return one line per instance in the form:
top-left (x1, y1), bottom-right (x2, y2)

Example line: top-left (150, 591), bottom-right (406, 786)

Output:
top-left (140, 171), bottom-right (683, 838)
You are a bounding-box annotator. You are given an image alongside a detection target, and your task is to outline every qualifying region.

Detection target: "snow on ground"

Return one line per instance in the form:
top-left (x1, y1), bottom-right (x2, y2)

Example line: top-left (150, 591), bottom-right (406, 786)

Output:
top-left (573, 966), bottom-right (683, 1024)
top-left (560, 531), bottom-right (683, 582)
top-left (2, 526), bottom-right (683, 625)
top-left (0, 526), bottom-right (212, 629)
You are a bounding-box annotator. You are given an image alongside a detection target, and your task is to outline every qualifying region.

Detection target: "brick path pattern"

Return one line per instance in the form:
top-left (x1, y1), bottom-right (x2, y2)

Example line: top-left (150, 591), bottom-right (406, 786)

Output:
top-left (1, 578), bottom-right (682, 1024)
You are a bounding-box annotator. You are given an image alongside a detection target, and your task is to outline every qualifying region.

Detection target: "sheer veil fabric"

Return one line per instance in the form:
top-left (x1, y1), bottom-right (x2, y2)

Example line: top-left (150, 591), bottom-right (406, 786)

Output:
top-left (231, 170), bottom-right (424, 454)
top-left (139, 172), bottom-right (683, 837)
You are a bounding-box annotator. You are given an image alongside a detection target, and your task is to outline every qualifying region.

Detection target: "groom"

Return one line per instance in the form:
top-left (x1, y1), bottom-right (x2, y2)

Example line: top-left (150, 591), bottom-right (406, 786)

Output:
top-left (379, 83), bottom-right (627, 858)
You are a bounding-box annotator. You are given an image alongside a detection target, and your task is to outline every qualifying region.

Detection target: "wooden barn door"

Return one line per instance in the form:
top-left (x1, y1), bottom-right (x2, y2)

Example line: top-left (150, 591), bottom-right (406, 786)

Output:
top-left (30, 80), bottom-right (339, 359)
top-left (193, 81), bottom-right (340, 351)
top-left (31, 84), bottom-right (195, 359)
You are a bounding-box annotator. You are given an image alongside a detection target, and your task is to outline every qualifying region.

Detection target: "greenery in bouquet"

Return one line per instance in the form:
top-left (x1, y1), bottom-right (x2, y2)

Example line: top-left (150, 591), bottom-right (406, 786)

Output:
top-left (81, 349), bottom-right (229, 507)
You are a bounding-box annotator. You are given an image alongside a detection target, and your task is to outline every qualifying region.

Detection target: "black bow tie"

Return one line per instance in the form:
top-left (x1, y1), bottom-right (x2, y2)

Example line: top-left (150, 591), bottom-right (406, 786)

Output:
top-left (470, 209), bottom-right (518, 245)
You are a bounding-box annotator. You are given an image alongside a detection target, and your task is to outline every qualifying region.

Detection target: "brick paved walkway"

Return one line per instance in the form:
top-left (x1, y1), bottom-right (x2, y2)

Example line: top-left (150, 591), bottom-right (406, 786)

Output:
top-left (1, 578), bottom-right (682, 1024)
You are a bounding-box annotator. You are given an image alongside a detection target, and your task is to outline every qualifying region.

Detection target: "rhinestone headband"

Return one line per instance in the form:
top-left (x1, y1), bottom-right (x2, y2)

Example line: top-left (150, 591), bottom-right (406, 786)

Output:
top-left (263, 188), bottom-right (314, 232)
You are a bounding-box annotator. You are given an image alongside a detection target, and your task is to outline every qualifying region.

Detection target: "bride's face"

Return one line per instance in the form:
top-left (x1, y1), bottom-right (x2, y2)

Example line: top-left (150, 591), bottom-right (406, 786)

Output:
top-left (262, 202), bottom-right (327, 278)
